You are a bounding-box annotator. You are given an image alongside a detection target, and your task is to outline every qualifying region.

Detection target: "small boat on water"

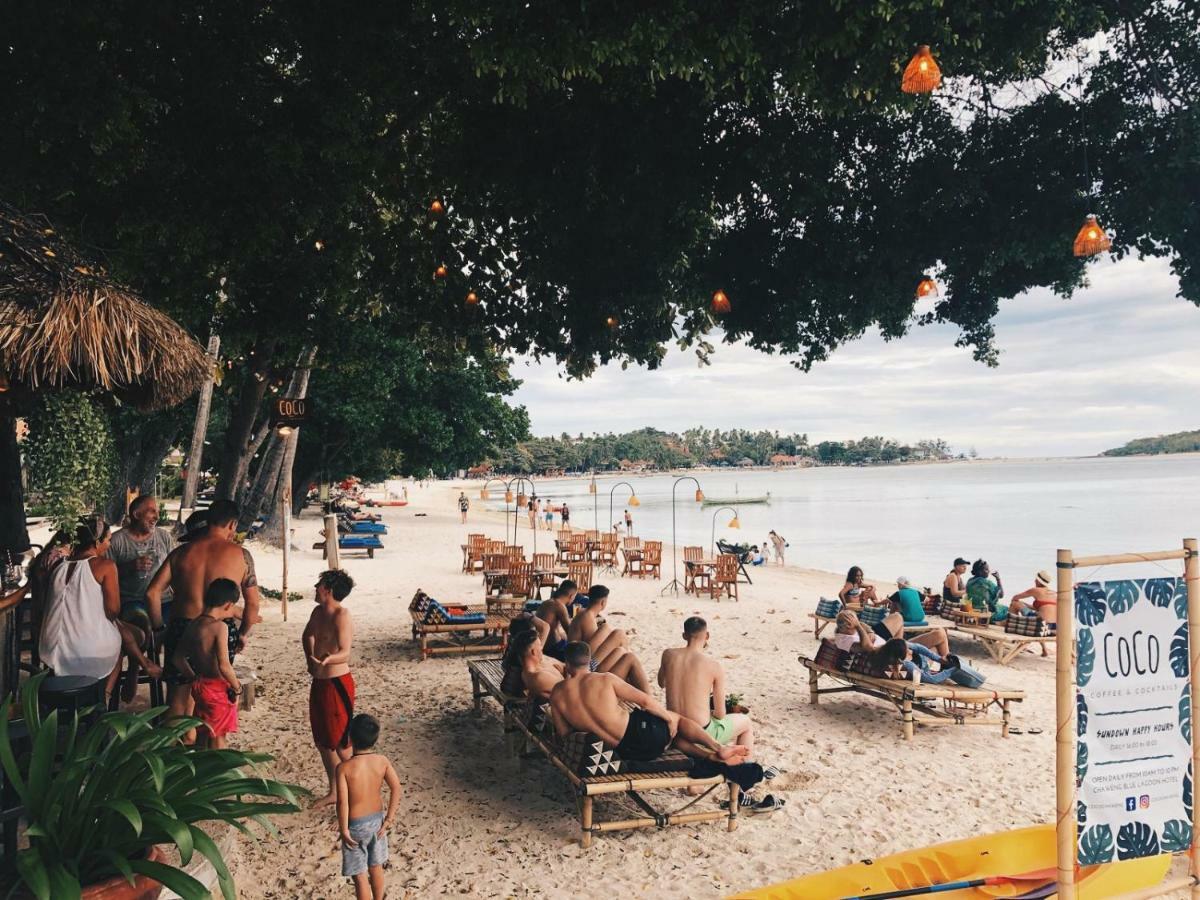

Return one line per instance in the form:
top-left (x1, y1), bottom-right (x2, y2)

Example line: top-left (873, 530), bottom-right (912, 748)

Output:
top-left (730, 824), bottom-right (1170, 898)
top-left (701, 490), bottom-right (770, 506)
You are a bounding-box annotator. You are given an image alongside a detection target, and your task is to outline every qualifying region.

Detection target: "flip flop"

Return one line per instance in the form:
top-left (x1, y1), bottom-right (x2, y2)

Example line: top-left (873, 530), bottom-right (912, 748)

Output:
top-left (763, 765), bottom-right (781, 780)
top-left (719, 793), bottom-right (759, 810)
top-left (1008, 726), bottom-right (1024, 734)
top-left (750, 794), bottom-right (786, 814)
top-left (1028, 727), bottom-right (1043, 735)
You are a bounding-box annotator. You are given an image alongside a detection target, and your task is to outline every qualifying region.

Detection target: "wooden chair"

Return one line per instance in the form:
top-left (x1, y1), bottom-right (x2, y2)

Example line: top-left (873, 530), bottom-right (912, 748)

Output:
top-left (556, 531), bottom-right (574, 563)
top-left (534, 552), bottom-right (558, 595)
top-left (567, 534), bottom-right (588, 564)
top-left (485, 539), bottom-right (505, 555)
top-left (463, 534), bottom-right (486, 573)
top-left (622, 537), bottom-right (645, 578)
top-left (682, 546), bottom-right (704, 594)
top-left (712, 553), bottom-right (739, 601)
top-left (642, 541), bottom-right (662, 580)
top-left (567, 562), bottom-right (593, 594)
top-left (483, 553), bottom-right (510, 596)
top-left (596, 534), bottom-right (618, 568)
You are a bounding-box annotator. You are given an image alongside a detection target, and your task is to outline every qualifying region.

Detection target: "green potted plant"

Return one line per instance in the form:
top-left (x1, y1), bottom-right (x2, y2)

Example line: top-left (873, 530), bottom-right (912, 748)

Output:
top-left (0, 673), bottom-right (304, 899)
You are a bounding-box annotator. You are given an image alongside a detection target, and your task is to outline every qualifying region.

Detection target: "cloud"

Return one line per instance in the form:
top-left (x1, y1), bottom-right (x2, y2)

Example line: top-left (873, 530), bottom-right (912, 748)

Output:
top-left (512, 256), bottom-right (1200, 456)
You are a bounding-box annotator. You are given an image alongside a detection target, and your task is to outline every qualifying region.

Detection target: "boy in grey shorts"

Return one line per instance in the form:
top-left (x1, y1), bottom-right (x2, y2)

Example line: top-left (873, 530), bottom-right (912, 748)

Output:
top-left (337, 714), bottom-right (402, 899)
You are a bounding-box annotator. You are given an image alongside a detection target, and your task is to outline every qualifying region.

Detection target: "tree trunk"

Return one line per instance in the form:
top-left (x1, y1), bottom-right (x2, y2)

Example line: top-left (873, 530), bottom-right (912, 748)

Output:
top-left (238, 431), bottom-right (283, 532)
top-left (291, 466), bottom-right (319, 515)
top-left (258, 348), bottom-right (317, 547)
top-left (215, 342), bottom-right (275, 501)
top-left (181, 334), bottom-right (220, 512)
top-left (106, 417), bottom-right (183, 522)
top-left (0, 410), bottom-right (30, 558)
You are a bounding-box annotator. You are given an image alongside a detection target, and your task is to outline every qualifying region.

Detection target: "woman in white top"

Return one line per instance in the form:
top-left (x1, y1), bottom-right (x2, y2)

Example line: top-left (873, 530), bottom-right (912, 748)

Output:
top-left (39, 515), bottom-right (160, 697)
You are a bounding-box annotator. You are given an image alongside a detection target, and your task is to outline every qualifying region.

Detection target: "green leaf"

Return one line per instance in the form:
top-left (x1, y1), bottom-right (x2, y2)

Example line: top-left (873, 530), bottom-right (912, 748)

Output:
top-left (16, 849), bottom-right (52, 900)
top-left (105, 799), bottom-right (143, 836)
top-left (190, 825), bottom-right (236, 900)
top-left (47, 861), bottom-right (83, 900)
top-left (1077, 628), bottom-right (1096, 687)
top-left (26, 709), bottom-right (60, 815)
top-left (144, 811), bottom-right (194, 866)
top-left (127, 858), bottom-right (210, 900)
top-left (1078, 824), bottom-right (1114, 865)
top-left (141, 751), bottom-right (166, 794)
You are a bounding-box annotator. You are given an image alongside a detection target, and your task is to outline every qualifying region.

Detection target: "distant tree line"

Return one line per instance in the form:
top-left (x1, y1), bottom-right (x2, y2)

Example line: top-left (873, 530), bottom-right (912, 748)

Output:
top-left (486, 428), bottom-right (952, 474)
top-left (1102, 429), bottom-right (1200, 457)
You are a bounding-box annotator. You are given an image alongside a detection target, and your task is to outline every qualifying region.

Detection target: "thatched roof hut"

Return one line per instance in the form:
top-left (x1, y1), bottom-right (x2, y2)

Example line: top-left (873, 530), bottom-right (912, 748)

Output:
top-left (0, 201), bottom-right (209, 410)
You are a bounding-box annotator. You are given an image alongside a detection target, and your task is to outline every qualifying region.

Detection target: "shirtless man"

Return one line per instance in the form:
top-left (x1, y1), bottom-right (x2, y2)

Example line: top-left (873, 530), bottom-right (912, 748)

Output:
top-left (533, 580), bottom-right (577, 659)
top-left (512, 624), bottom-right (650, 698)
top-left (303, 569), bottom-right (357, 808)
top-left (659, 617), bottom-right (754, 758)
top-left (566, 586), bottom-right (651, 691)
top-left (549, 642), bottom-right (748, 764)
top-left (145, 500), bottom-right (261, 736)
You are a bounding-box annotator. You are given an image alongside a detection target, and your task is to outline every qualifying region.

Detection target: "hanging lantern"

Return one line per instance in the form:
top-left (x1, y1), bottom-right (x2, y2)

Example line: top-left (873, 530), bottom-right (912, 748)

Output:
top-left (516, 492), bottom-right (527, 508)
top-left (901, 45), bottom-right (941, 94)
top-left (728, 514), bottom-right (741, 529)
top-left (434, 264), bottom-right (448, 280)
top-left (465, 291), bottom-right (479, 306)
top-left (605, 315), bottom-right (618, 328)
top-left (915, 277), bottom-right (938, 298)
top-left (429, 199), bottom-right (445, 215)
top-left (589, 478), bottom-right (597, 495)
top-left (314, 240), bottom-right (325, 252)
top-left (629, 494), bottom-right (641, 508)
top-left (1072, 214), bottom-right (1112, 257)
top-left (479, 488), bottom-right (489, 500)
top-left (694, 488), bottom-right (705, 502)
top-left (710, 290), bottom-right (731, 314)
top-left (504, 489), bottom-right (514, 504)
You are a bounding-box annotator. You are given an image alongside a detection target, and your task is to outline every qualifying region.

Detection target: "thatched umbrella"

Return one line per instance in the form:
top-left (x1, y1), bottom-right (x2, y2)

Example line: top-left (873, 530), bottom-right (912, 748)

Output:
top-left (0, 201), bottom-right (211, 554)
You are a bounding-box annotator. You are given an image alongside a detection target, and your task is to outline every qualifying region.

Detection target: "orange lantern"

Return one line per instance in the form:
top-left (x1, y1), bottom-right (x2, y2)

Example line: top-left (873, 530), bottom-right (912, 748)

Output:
top-left (429, 199), bottom-right (445, 215)
top-left (629, 494), bottom-right (641, 508)
top-left (694, 488), bottom-right (705, 502)
top-left (433, 264), bottom-right (448, 280)
top-left (516, 492), bottom-right (527, 508)
top-left (504, 490), bottom-right (514, 504)
top-left (711, 290), bottom-right (731, 314)
top-left (1072, 214), bottom-right (1112, 257)
top-left (916, 277), bottom-right (938, 298)
top-left (589, 479), bottom-right (597, 494)
top-left (901, 45), bottom-right (941, 94)
top-left (465, 291), bottom-right (479, 306)
top-left (605, 315), bottom-right (618, 328)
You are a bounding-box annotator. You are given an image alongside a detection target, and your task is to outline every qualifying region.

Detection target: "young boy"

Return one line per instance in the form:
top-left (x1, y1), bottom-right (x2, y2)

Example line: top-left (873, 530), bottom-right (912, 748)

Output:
top-left (337, 714), bottom-right (402, 900)
top-left (302, 569), bottom-right (356, 807)
top-left (171, 578), bottom-right (241, 749)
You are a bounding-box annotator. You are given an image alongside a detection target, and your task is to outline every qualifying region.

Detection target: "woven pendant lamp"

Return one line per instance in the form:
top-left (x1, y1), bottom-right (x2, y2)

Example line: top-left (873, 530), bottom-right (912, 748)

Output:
top-left (902, 46), bottom-right (941, 94)
top-left (711, 290), bottom-right (731, 314)
top-left (1072, 215), bottom-right (1112, 257)
top-left (915, 277), bottom-right (938, 298)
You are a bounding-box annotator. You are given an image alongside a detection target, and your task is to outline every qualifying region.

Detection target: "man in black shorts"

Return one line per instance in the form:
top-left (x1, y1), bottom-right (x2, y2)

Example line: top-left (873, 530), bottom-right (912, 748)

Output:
top-left (548, 642), bottom-right (749, 764)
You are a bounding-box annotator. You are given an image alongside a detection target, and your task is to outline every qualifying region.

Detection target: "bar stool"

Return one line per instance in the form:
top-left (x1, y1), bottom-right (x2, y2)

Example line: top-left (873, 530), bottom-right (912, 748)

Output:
top-left (40, 674), bottom-right (106, 728)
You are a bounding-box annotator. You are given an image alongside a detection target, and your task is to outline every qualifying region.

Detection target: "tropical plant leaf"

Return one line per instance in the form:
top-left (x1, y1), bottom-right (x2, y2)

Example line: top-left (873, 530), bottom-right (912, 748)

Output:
top-left (126, 858), bottom-right (209, 900)
top-left (105, 799), bottom-right (144, 837)
top-left (190, 825), bottom-right (236, 900)
top-left (1105, 579), bottom-right (1143, 615)
top-left (1078, 824), bottom-right (1114, 865)
top-left (26, 709), bottom-right (60, 817)
top-left (1077, 692), bottom-right (1088, 737)
top-left (1161, 819), bottom-right (1193, 853)
top-left (1075, 584), bottom-right (1108, 627)
top-left (1171, 622), bottom-right (1190, 677)
top-left (1077, 740), bottom-right (1089, 782)
top-left (1145, 578), bottom-right (1179, 609)
top-left (47, 861), bottom-right (83, 899)
top-left (1176, 580), bottom-right (1190, 621)
top-left (1077, 800), bottom-right (1088, 826)
top-left (1185, 762), bottom-right (1193, 819)
top-left (16, 850), bottom-right (52, 900)
top-left (1077, 628), bottom-right (1096, 687)
top-left (1182, 684), bottom-right (1192, 744)
top-left (1116, 822), bottom-right (1160, 860)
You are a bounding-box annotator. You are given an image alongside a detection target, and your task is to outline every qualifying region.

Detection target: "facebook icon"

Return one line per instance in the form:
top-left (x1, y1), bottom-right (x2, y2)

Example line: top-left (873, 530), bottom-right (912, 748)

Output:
top-left (1125, 797), bottom-right (1137, 812)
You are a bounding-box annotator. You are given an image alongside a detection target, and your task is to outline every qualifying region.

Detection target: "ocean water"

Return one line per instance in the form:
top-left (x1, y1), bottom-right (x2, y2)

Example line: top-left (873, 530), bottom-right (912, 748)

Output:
top-left (484, 455), bottom-right (1200, 591)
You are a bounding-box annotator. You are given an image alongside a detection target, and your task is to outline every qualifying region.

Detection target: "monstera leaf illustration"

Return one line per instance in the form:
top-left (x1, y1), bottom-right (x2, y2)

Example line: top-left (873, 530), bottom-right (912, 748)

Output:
top-left (1176, 580), bottom-right (1190, 621)
top-left (1104, 579), bottom-right (1142, 615)
top-left (1075, 583), bottom-right (1108, 627)
top-left (1077, 692), bottom-right (1088, 737)
top-left (1145, 577), bottom-right (1179, 609)
top-left (1077, 740), bottom-right (1089, 781)
top-left (1182, 684), bottom-right (1192, 744)
top-left (1078, 824), bottom-right (1114, 865)
top-left (1186, 762), bottom-right (1193, 819)
top-left (1171, 622), bottom-right (1191, 677)
top-left (1077, 800), bottom-right (1088, 826)
top-left (1116, 822), bottom-right (1160, 860)
top-left (1161, 819), bottom-right (1193, 853)
top-left (1077, 628), bottom-right (1096, 687)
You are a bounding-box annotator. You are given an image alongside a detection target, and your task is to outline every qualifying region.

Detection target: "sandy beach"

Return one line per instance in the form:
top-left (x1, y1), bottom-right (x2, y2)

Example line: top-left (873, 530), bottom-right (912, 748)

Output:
top-left (200, 480), bottom-right (1100, 899)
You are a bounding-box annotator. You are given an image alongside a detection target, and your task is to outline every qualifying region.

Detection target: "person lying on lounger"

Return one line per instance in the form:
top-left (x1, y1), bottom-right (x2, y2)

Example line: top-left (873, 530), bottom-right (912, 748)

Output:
top-left (832, 610), bottom-right (956, 674)
top-left (870, 638), bottom-right (962, 685)
top-left (566, 586), bottom-right (651, 692)
top-left (549, 642), bottom-right (749, 764)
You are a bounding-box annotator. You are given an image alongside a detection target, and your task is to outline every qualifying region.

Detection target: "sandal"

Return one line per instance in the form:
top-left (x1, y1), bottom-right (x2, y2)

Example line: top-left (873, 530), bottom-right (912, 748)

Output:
top-left (762, 765), bottom-right (781, 780)
top-left (1008, 726), bottom-right (1024, 734)
top-left (719, 793), bottom-right (759, 810)
top-left (751, 794), bottom-right (786, 815)
top-left (1028, 727), bottom-right (1043, 735)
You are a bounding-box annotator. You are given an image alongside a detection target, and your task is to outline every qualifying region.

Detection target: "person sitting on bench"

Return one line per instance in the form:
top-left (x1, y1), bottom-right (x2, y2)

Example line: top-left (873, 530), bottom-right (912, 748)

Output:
top-left (566, 586), bottom-right (651, 692)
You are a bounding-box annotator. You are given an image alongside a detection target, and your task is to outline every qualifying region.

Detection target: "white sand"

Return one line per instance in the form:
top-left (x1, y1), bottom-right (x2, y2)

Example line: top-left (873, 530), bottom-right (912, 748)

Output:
top-left (217, 482), bottom-right (1153, 899)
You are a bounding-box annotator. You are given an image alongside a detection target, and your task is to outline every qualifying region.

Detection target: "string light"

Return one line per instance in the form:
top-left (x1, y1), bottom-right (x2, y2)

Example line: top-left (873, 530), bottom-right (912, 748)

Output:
top-left (916, 277), bottom-right (938, 298)
top-left (710, 290), bottom-right (731, 314)
top-left (465, 291), bottom-right (479, 306)
top-left (605, 315), bottom-right (618, 328)
top-left (901, 45), bottom-right (941, 94)
top-left (434, 265), bottom-right (448, 280)
top-left (314, 240), bottom-right (325, 252)
top-left (429, 199), bottom-right (444, 215)
top-left (1072, 214), bottom-right (1112, 257)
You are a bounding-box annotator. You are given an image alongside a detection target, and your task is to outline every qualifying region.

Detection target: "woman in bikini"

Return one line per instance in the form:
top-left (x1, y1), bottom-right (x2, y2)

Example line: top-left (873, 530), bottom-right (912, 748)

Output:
top-left (838, 566), bottom-right (878, 606)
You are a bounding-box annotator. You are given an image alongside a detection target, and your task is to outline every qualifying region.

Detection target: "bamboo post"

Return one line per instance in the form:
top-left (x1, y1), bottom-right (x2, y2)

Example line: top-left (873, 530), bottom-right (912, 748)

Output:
top-left (1056, 548), bottom-right (1077, 900)
top-left (280, 486), bottom-right (291, 622)
top-left (324, 513), bottom-right (340, 570)
top-left (1185, 537), bottom-right (1200, 900)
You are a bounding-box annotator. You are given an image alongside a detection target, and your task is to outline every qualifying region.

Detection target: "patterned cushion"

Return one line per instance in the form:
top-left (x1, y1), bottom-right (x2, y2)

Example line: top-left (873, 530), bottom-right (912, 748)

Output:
top-left (847, 650), bottom-right (890, 678)
top-left (815, 597), bottom-right (842, 619)
top-left (1004, 613), bottom-right (1052, 637)
top-left (858, 605), bottom-right (888, 626)
top-left (814, 639), bottom-right (850, 671)
top-left (423, 599), bottom-right (485, 625)
top-left (921, 593), bottom-right (941, 614)
top-left (527, 704), bottom-right (692, 776)
top-left (410, 590), bottom-right (432, 613)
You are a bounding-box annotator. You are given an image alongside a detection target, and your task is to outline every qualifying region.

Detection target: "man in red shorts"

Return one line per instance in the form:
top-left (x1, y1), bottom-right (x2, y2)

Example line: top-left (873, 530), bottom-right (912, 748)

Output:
top-left (302, 569), bottom-right (356, 807)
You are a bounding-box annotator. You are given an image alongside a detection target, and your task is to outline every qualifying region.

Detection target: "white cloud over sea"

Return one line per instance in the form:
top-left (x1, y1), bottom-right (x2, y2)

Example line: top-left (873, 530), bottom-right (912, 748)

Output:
top-left (511, 255), bottom-right (1200, 457)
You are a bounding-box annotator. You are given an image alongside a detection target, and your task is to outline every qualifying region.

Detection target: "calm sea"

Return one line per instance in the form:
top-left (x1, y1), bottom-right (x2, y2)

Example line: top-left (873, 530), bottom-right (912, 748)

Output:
top-left (486, 455), bottom-right (1200, 590)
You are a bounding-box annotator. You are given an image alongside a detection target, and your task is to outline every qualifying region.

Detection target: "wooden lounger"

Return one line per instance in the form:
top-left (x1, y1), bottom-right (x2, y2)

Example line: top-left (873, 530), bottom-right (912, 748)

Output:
top-left (807, 613), bottom-right (939, 640)
top-left (952, 624), bottom-right (1053, 665)
top-left (410, 608), bottom-right (511, 660)
top-left (799, 656), bottom-right (1025, 741)
top-left (467, 658), bottom-right (740, 848)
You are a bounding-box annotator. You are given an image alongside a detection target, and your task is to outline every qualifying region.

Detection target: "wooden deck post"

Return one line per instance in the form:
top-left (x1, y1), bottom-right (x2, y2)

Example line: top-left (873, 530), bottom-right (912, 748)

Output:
top-left (580, 796), bottom-right (593, 849)
top-left (323, 513), bottom-right (340, 569)
top-left (1001, 698), bottom-right (1011, 737)
top-left (902, 697), bottom-right (914, 741)
top-left (727, 783), bottom-right (740, 832)
top-left (1055, 548), bottom-right (1077, 900)
top-left (1184, 537), bottom-right (1200, 900)
top-left (809, 667), bottom-right (820, 704)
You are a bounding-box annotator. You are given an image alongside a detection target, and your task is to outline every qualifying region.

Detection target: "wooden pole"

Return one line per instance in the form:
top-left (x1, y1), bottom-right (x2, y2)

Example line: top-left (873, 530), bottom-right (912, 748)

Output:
top-left (1056, 547), bottom-right (1077, 899)
top-left (281, 486), bottom-right (291, 622)
top-left (1185, 537), bottom-right (1200, 900)
top-left (180, 334), bottom-right (220, 517)
top-left (1071, 549), bottom-right (1188, 567)
top-left (324, 513), bottom-right (340, 570)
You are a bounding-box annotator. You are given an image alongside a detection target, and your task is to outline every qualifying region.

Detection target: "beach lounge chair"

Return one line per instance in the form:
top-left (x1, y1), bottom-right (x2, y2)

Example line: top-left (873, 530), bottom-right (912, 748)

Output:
top-left (799, 646), bottom-right (1025, 741)
top-left (409, 591), bottom-right (512, 660)
top-left (467, 658), bottom-right (740, 848)
top-left (952, 617), bottom-right (1054, 665)
top-left (347, 519), bottom-right (387, 535)
top-left (715, 540), bottom-right (754, 584)
top-left (315, 532), bottom-right (383, 559)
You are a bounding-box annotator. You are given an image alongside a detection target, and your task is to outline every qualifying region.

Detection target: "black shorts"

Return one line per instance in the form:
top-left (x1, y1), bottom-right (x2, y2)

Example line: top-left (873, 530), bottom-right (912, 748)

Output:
top-left (872, 621), bottom-right (894, 642)
top-left (162, 616), bottom-right (193, 682)
top-left (615, 708), bottom-right (671, 761)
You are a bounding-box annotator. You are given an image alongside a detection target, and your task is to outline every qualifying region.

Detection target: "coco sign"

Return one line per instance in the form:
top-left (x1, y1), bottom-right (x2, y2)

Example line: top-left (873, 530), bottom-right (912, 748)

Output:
top-left (270, 397), bottom-right (309, 429)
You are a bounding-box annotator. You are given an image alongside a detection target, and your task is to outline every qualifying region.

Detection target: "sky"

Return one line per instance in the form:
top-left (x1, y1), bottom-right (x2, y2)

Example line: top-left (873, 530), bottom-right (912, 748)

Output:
top-left (510, 255), bottom-right (1200, 458)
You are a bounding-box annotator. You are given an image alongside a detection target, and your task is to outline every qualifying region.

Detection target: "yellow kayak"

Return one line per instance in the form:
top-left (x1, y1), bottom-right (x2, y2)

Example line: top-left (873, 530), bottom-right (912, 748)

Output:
top-left (732, 825), bottom-right (1171, 899)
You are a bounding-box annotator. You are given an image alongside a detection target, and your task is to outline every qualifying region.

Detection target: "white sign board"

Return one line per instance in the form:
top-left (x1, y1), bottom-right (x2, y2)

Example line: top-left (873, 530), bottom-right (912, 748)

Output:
top-left (1076, 578), bottom-right (1192, 863)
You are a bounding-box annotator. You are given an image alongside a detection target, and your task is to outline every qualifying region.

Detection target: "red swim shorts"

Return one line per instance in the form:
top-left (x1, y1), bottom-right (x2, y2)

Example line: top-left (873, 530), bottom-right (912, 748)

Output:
top-left (310, 673), bottom-right (355, 750)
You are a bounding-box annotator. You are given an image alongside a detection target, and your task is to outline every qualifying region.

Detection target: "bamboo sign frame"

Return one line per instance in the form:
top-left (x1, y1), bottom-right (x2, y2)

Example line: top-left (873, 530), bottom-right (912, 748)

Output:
top-left (1055, 538), bottom-right (1200, 899)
